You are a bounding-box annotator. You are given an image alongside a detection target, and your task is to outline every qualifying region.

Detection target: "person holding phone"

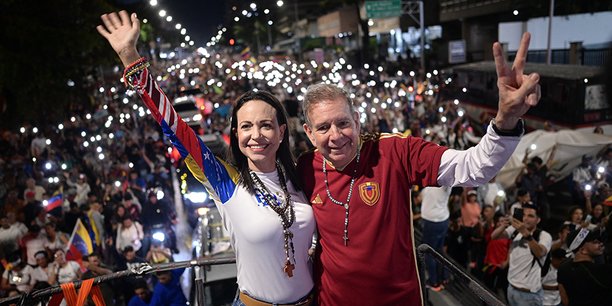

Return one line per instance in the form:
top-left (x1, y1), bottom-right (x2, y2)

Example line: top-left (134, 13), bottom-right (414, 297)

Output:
top-left (491, 203), bottom-right (552, 306)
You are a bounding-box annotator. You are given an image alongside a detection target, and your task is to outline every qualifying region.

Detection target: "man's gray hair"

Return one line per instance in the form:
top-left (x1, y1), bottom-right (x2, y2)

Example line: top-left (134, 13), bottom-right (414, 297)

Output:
top-left (302, 83), bottom-right (354, 124)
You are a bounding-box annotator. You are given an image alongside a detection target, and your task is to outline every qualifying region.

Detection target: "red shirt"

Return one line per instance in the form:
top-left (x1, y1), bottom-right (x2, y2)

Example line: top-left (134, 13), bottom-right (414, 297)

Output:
top-left (297, 134), bottom-right (447, 305)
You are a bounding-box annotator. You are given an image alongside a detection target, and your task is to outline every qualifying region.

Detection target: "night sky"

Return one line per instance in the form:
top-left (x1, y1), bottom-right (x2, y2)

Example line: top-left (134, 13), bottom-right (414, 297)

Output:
top-left (167, 0), bottom-right (225, 44)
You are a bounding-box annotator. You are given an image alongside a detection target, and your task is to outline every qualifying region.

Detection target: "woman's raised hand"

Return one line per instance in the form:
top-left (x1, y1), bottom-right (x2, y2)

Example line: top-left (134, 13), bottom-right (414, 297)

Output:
top-left (96, 10), bottom-right (142, 67)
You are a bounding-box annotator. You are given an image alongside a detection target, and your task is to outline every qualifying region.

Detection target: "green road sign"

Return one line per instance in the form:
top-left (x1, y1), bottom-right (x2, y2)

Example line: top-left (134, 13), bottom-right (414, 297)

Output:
top-left (366, 0), bottom-right (402, 19)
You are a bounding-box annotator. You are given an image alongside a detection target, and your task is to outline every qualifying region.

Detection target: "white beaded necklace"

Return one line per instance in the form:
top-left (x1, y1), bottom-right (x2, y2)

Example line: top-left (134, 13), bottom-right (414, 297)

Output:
top-left (322, 149), bottom-right (360, 246)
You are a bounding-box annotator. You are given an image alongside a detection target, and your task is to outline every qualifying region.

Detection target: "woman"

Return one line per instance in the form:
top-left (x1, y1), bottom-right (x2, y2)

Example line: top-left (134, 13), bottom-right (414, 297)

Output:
top-left (115, 216), bottom-right (144, 254)
top-left (564, 206), bottom-right (584, 232)
top-left (43, 222), bottom-right (68, 254)
top-left (97, 11), bottom-right (315, 305)
top-left (53, 250), bottom-right (81, 285)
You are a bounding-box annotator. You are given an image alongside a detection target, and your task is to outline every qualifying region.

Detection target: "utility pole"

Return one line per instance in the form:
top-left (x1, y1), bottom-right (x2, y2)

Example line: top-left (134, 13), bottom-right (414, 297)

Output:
top-left (546, 0), bottom-right (554, 65)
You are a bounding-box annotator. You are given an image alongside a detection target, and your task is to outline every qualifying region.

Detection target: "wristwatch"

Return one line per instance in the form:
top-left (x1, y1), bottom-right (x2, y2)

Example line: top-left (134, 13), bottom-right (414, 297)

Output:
top-left (491, 118), bottom-right (524, 137)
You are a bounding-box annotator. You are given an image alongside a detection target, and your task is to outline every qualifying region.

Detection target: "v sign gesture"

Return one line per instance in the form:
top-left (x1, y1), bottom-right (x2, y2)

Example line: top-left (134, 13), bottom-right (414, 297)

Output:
top-left (97, 11), bottom-right (142, 68)
top-left (493, 32), bottom-right (541, 130)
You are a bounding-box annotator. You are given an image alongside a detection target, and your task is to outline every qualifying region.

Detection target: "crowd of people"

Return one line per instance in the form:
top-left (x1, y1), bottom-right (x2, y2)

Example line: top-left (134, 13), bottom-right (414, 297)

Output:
top-left (0, 9), bottom-right (610, 306)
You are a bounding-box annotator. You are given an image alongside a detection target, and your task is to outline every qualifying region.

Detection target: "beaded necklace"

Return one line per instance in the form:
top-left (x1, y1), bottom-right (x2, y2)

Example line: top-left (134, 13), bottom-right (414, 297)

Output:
top-left (322, 149), bottom-right (361, 246)
top-left (249, 163), bottom-right (297, 277)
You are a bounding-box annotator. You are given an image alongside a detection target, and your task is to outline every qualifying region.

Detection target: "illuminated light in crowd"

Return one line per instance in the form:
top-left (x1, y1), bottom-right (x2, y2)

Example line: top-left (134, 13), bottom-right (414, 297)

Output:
top-left (120, 118), bottom-right (125, 124)
top-left (384, 82), bottom-right (389, 88)
top-left (370, 107), bottom-right (377, 114)
top-left (347, 64), bottom-right (352, 70)
top-left (67, 80), bottom-right (75, 87)
top-left (497, 190), bottom-right (506, 197)
top-left (242, 9), bottom-right (248, 16)
top-left (90, 136), bottom-right (95, 142)
top-left (377, 66), bottom-right (383, 72)
top-left (86, 113), bottom-right (92, 120)
top-left (373, 98), bottom-right (379, 104)
top-left (441, 116), bottom-right (447, 123)
top-left (409, 71), bottom-right (415, 77)
top-left (33, 127), bottom-right (39, 133)
top-left (364, 63), bottom-right (369, 69)
top-left (216, 81), bottom-right (223, 87)
top-left (268, 20), bottom-right (273, 26)
top-left (585, 184), bottom-right (592, 191)
top-left (45, 162), bottom-right (52, 170)
top-left (32, 157), bottom-right (37, 163)
top-left (98, 153), bottom-right (105, 160)
top-left (99, 87), bottom-right (105, 93)
top-left (358, 107), bottom-right (365, 113)
top-left (277, 0), bottom-right (284, 7)
top-left (584, 78), bottom-right (589, 83)
top-left (109, 133), bottom-right (114, 139)
top-left (149, 0), bottom-right (157, 6)
top-left (105, 122), bottom-right (111, 128)
top-left (81, 131), bottom-right (86, 137)
top-left (425, 129), bottom-right (431, 135)
top-left (175, 23), bottom-right (182, 29)
top-left (192, 114), bottom-right (202, 121)
top-left (45, 139), bottom-right (51, 145)
top-left (323, 62), bottom-right (330, 69)
top-left (96, 146), bottom-right (102, 153)
top-left (438, 106), bottom-right (444, 113)
top-left (147, 109), bottom-right (151, 115)
top-left (114, 181), bottom-right (121, 188)
top-left (458, 110), bottom-right (464, 117)
top-left (513, 10), bottom-right (519, 16)
top-left (426, 73), bottom-right (432, 79)
top-left (454, 99), bottom-right (460, 105)
top-left (339, 58), bottom-right (346, 65)
top-left (207, 79), bottom-right (215, 86)
top-left (264, 8), bottom-right (270, 14)
top-left (166, 16), bottom-right (173, 22)
top-left (156, 190), bottom-right (165, 200)
top-left (132, 104), bottom-right (138, 110)
top-left (598, 166), bottom-right (605, 174)
top-left (390, 80), bottom-right (397, 88)
top-left (57, 123), bottom-right (64, 130)
top-left (297, 95), bottom-right (303, 101)
top-left (123, 98), bottom-right (129, 104)
top-left (530, 144), bottom-right (537, 151)
top-left (71, 116), bottom-right (76, 122)
top-left (184, 35), bottom-right (190, 42)
top-left (83, 141), bottom-right (89, 148)
top-left (129, 162), bottom-right (134, 168)
top-left (394, 102), bottom-right (401, 108)
top-left (125, 114), bottom-right (131, 120)
top-left (398, 89), bottom-right (406, 97)
top-left (61, 163), bottom-right (67, 170)
top-left (53, 177), bottom-right (59, 184)
top-left (214, 103), bottom-right (220, 108)
top-left (47, 178), bottom-right (53, 184)
top-left (180, 28), bottom-right (187, 35)
top-left (368, 80), bottom-right (376, 86)
top-left (350, 93), bottom-right (356, 99)
top-left (186, 192), bottom-right (208, 203)
top-left (368, 19), bottom-right (374, 26)
top-left (110, 87), bottom-right (116, 93)
top-left (397, 70), bottom-right (403, 76)
top-left (351, 80), bottom-right (360, 86)
top-left (20, 127), bottom-right (26, 133)
top-left (433, 70), bottom-right (439, 75)
top-left (158, 10), bottom-right (167, 17)
top-left (361, 102), bottom-right (367, 108)
top-left (427, 90), bottom-right (434, 96)
top-left (462, 87), bottom-right (467, 93)
top-left (381, 103), bottom-right (387, 109)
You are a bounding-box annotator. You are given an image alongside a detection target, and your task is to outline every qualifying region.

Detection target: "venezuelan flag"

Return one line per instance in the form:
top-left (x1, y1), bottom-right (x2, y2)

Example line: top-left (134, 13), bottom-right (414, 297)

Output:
top-left (44, 194), bottom-right (63, 217)
top-left (65, 219), bottom-right (93, 270)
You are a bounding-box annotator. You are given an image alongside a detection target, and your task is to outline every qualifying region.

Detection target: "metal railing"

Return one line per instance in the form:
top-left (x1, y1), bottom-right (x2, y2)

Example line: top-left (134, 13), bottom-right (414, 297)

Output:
top-left (0, 257), bottom-right (236, 306)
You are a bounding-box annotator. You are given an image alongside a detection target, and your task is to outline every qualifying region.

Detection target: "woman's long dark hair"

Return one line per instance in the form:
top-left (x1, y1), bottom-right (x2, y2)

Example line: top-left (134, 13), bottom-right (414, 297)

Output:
top-left (227, 90), bottom-right (302, 194)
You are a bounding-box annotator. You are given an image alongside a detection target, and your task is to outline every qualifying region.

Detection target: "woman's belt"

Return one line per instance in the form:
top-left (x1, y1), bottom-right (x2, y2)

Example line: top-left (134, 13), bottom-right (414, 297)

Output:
top-left (238, 291), bottom-right (313, 306)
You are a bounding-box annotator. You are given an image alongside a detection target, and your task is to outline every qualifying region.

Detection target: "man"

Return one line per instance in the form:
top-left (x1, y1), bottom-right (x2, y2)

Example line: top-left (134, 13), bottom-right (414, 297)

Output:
top-left (420, 186), bottom-right (452, 291)
top-left (150, 269), bottom-right (187, 306)
top-left (557, 228), bottom-right (612, 306)
top-left (541, 248), bottom-right (566, 306)
top-left (509, 188), bottom-right (531, 216)
top-left (81, 252), bottom-right (114, 305)
top-left (128, 280), bottom-right (152, 306)
top-left (491, 204), bottom-right (552, 306)
top-left (297, 33), bottom-right (541, 305)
